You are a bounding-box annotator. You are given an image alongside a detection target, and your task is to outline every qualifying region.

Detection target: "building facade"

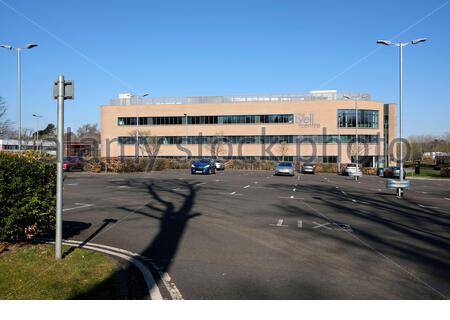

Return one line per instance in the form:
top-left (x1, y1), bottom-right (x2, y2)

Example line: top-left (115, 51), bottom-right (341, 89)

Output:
top-left (100, 91), bottom-right (396, 167)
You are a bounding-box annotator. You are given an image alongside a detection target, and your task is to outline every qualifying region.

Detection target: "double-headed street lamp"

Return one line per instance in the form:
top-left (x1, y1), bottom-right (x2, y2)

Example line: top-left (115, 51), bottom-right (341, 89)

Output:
top-left (1, 43), bottom-right (38, 151)
top-left (377, 38), bottom-right (427, 197)
top-left (32, 114), bottom-right (42, 152)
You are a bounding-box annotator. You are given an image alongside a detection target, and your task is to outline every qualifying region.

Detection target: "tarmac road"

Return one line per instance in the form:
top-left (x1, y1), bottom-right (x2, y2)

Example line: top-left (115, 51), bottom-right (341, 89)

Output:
top-left (62, 169), bottom-right (450, 299)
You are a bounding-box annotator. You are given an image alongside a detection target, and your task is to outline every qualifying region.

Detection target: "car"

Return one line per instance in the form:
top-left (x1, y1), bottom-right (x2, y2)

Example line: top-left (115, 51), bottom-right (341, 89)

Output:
top-left (275, 162), bottom-right (295, 176)
top-left (213, 159), bottom-right (225, 170)
top-left (301, 163), bottom-right (315, 174)
top-left (63, 156), bottom-right (86, 172)
top-left (191, 159), bottom-right (216, 175)
top-left (383, 166), bottom-right (406, 179)
top-left (341, 163), bottom-right (362, 176)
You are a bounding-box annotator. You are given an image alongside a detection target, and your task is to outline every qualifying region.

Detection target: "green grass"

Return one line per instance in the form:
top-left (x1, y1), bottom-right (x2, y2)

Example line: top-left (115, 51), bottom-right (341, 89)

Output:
top-left (406, 167), bottom-right (444, 178)
top-left (0, 243), bottom-right (118, 299)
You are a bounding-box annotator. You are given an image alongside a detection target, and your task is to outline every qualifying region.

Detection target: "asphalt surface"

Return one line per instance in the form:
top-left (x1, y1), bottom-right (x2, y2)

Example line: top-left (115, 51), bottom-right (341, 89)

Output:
top-left (62, 169), bottom-right (450, 299)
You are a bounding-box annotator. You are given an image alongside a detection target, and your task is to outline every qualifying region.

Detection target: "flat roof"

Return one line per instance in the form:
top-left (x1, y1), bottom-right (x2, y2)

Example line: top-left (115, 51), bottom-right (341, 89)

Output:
top-left (109, 91), bottom-right (372, 106)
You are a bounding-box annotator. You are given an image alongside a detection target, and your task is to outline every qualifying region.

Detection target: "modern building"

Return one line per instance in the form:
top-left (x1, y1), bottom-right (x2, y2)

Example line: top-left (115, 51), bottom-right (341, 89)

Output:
top-left (100, 91), bottom-right (396, 167)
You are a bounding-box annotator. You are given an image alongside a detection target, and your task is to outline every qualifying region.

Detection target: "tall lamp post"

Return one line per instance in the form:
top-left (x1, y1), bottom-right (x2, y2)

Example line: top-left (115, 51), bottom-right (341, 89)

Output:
top-left (377, 38), bottom-right (427, 197)
top-left (32, 114), bottom-right (42, 152)
top-left (344, 94), bottom-right (369, 180)
top-left (131, 93), bottom-right (149, 159)
top-left (0, 43), bottom-right (39, 151)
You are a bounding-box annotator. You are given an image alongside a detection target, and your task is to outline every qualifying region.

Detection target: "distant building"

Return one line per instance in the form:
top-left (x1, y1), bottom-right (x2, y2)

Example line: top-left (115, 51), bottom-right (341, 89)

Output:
top-left (0, 139), bottom-right (56, 155)
top-left (422, 151), bottom-right (449, 160)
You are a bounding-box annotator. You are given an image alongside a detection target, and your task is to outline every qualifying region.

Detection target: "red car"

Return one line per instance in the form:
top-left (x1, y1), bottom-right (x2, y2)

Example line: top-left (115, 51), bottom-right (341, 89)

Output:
top-left (63, 156), bottom-right (86, 172)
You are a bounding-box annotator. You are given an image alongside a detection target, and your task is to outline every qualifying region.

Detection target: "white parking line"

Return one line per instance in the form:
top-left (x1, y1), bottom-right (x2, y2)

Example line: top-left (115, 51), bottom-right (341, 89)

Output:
top-left (417, 203), bottom-right (440, 209)
top-left (445, 198), bottom-right (450, 201)
top-left (278, 196), bottom-right (305, 200)
top-left (269, 219), bottom-right (288, 227)
top-left (63, 203), bottom-right (93, 212)
top-left (243, 185), bottom-right (250, 189)
top-left (65, 183), bottom-right (79, 186)
top-left (292, 188), bottom-right (296, 192)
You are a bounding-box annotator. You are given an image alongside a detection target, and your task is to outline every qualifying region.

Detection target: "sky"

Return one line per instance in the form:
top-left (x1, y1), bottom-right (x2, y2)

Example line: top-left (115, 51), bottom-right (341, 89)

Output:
top-left (0, 0), bottom-right (449, 137)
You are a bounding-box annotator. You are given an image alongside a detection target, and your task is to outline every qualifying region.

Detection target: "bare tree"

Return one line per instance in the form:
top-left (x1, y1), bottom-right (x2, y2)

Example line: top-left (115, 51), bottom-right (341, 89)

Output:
top-left (0, 97), bottom-right (12, 137)
top-left (77, 123), bottom-right (100, 141)
top-left (129, 129), bottom-right (162, 171)
top-left (277, 141), bottom-right (290, 161)
top-left (207, 131), bottom-right (226, 158)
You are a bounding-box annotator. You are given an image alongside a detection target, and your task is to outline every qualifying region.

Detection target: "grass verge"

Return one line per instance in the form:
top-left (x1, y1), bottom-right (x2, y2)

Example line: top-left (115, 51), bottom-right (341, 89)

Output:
top-left (407, 168), bottom-right (444, 178)
top-left (0, 243), bottom-right (118, 299)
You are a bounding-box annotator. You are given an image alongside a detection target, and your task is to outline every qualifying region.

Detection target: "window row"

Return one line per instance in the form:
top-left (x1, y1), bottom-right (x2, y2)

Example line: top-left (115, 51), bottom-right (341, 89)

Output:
top-left (117, 114), bottom-right (294, 126)
top-left (118, 135), bottom-right (379, 145)
top-left (337, 109), bottom-right (379, 128)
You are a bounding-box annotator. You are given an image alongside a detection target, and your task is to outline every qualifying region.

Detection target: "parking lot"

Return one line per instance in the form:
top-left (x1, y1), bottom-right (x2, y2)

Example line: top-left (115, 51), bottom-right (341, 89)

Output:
top-left (63, 169), bottom-right (450, 299)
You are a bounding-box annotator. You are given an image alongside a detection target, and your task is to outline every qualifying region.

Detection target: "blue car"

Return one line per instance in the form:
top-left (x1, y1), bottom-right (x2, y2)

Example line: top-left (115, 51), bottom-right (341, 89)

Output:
top-left (191, 159), bottom-right (216, 175)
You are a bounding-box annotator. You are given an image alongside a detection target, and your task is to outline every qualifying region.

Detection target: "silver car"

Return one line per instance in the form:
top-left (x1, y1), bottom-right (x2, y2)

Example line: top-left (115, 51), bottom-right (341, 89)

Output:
top-left (275, 162), bottom-right (295, 176)
top-left (301, 163), bottom-right (315, 174)
top-left (214, 159), bottom-right (225, 170)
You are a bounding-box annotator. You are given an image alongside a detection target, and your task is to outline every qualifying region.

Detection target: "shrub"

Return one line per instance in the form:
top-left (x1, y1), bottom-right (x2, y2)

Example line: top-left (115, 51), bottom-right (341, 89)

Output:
top-left (0, 152), bottom-right (56, 241)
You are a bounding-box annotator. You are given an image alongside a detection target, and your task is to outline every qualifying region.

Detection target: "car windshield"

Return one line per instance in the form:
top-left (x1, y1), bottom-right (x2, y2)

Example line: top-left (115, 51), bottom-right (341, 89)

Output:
top-left (278, 162), bottom-right (293, 167)
top-left (199, 159), bottom-right (210, 163)
top-left (215, 160), bottom-right (224, 163)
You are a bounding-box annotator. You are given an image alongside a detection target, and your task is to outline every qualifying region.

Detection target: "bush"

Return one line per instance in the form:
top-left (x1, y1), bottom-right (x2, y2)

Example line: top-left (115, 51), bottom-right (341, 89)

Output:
top-left (441, 167), bottom-right (450, 177)
top-left (0, 152), bottom-right (56, 241)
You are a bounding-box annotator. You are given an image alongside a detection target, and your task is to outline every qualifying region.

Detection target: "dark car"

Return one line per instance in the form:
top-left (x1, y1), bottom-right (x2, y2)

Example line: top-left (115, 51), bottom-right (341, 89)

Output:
top-left (63, 156), bottom-right (86, 172)
top-left (191, 159), bottom-right (216, 175)
top-left (384, 166), bottom-right (406, 179)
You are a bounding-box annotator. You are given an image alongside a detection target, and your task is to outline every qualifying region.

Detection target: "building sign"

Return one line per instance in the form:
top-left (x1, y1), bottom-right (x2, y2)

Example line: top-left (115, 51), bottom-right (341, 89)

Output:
top-left (295, 113), bottom-right (320, 128)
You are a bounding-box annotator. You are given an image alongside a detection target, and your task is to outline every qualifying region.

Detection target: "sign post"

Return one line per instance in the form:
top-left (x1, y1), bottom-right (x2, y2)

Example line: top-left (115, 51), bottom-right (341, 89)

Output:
top-left (53, 75), bottom-right (74, 260)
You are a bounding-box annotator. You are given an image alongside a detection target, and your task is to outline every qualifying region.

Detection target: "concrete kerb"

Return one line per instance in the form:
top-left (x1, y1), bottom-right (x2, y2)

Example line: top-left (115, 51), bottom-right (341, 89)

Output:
top-left (33, 238), bottom-right (183, 300)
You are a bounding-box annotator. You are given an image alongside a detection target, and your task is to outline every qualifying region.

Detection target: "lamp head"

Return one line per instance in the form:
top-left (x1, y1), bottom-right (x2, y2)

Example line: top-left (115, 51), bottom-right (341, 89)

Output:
top-left (0, 44), bottom-right (13, 50)
top-left (25, 43), bottom-right (38, 49)
top-left (376, 40), bottom-right (392, 46)
top-left (411, 38), bottom-right (427, 45)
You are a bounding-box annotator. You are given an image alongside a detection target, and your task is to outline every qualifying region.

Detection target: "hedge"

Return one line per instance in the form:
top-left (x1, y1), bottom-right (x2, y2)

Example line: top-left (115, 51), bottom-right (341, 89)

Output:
top-left (0, 152), bottom-right (56, 241)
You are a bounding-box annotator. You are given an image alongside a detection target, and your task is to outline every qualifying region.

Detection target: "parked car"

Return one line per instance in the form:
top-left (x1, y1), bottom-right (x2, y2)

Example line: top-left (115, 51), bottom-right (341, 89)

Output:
top-left (63, 156), bottom-right (86, 172)
top-left (301, 163), bottom-right (316, 174)
top-left (275, 162), bottom-right (295, 176)
top-left (384, 166), bottom-right (406, 179)
top-left (214, 159), bottom-right (225, 170)
top-left (341, 163), bottom-right (362, 176)
top-left (191, 159), bottom-right (216, 175)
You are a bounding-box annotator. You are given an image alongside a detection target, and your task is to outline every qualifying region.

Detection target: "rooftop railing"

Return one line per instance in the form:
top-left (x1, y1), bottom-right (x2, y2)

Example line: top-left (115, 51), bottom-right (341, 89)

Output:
top-left (109, 92), bottom-right (371, 106)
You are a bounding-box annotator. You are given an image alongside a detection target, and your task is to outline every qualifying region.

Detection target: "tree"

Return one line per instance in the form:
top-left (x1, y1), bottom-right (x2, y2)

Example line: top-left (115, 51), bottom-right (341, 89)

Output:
top-left (76, 123), bottom-right (100, 141)
top-left (0, 97), bottom-right (12, 137)
top-left (277, 141), bottom-right (289, 161)
top-left (207, 131), bottom-right (227, 158)
top-left (129, 129), bottom-right (162, 172)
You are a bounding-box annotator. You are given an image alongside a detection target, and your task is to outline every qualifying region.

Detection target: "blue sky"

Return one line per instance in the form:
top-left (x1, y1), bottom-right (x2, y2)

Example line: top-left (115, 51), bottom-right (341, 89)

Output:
top-left (0, 0), bottom-right (449, 136)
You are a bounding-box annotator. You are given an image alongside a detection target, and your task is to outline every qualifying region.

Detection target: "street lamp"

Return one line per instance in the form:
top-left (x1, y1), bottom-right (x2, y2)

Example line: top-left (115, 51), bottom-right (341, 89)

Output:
top-left (377, 38), bottom-right (427, 197)
top-left (130, 93), bottom-right (149, 159)
top-left (32, 114), bottom-right (42, 152)
top-left (0, 43), bottom-right (39, 151)
top-left (343, 94), bottom-right (369, 181)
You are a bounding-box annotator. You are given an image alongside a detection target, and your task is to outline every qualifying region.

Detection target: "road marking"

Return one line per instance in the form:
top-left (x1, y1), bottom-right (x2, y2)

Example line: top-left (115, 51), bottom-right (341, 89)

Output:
top-left (63, 203), bottom-right (93, 212)
top-left (341, 190), bottom-right (347, 195)
top-left (215, 179), bottom-right (224, 182)
top-left (422, 191), bottom-right (428, 194)
top-left (231, 191), bottom-right (236, 195)
top-left (219, 192), bottom-right (243, 196)
top-left (270, 219), bottom-right (288, 227)
top-left (243, 185), bottom-right (250, 189)
top-left (253, 181), bottom-right (258, 184)
top-left (335, 224), bottom-right (353, 232)
top-left (195, 182), bottom-right (206, 186)
top-left (278, 196), bottom-right (305, 200)
top-left (40, 239), bottom-right (166, 300)
top-left (297, 220), bottom-right (302, 228)
top-left (297, 175), bottom-right (300, 180)
top-left (377, 189), bottom-right (382, 192)
top-left (445, 198), bottom-right (450, 201)
top-left (118, 185), bottom-right (131, 189)
top-left (65, 183), bottom-right (79, 186)
top-left (312, 221), bottom-right (332, 230)
top-left (417, 203), bottom-right (440, 209)
top-left (292, 188), bottom-right (296, 192)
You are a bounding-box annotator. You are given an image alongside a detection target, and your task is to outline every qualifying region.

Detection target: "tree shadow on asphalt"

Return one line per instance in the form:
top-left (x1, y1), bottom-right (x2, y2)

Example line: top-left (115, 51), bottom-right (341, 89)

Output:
top-left (270, 183), bottom-right (450, 298)
top-left (70, 179), bottom-right (200, 299)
